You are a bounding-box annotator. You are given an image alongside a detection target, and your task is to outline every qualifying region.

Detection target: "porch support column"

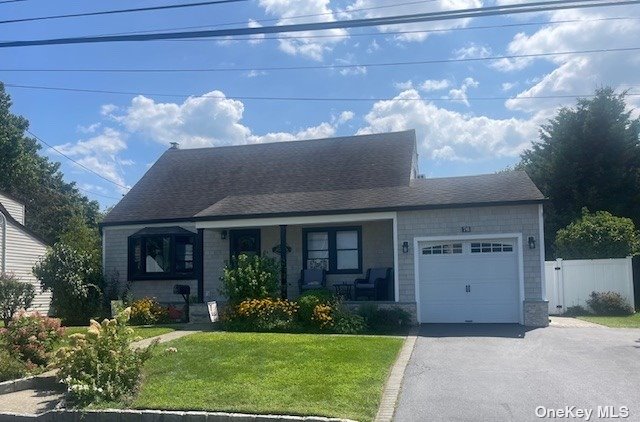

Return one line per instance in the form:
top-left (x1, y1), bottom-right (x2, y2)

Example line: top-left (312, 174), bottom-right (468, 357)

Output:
top-left (280, 225), bottom-right (288, 299)
top-left (197, 229), bottom-right (204, 303)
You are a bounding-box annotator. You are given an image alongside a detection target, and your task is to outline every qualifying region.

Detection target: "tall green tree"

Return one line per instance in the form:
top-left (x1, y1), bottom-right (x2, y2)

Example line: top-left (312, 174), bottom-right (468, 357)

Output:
top-left (518, 88), bottom-right (640, 256)
top-left (0, 82), bottom-right (102, 244)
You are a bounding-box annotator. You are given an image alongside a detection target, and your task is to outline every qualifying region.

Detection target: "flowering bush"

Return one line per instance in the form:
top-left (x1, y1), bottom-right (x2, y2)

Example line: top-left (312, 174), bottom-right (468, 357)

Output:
top-left (55, 308), bottom-right (155, 406)
top-left (312, 304), bottom-right (334, 329)
top-left (220, 254), bottom-right (279, 304)
top-left (224, 298), bottom-right (298, 332)
top-left (129, 298), bottom-right (170, 325)
top-left (1, 311), bottom-right (64, 367)
top-left (0, 273), bottom-right (35, 327)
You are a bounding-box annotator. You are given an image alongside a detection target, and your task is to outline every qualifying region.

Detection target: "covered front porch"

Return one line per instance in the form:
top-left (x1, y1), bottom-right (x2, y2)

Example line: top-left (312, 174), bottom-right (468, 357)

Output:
top-left (197, 212), bottom-right (400, 303)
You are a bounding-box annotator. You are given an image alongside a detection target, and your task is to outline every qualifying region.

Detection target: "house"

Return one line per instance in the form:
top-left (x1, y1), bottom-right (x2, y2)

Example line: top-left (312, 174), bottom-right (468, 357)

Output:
top-left (0, 191), bottom-right (51, 314)
top-left (101, 130), bottom-right (549, 326)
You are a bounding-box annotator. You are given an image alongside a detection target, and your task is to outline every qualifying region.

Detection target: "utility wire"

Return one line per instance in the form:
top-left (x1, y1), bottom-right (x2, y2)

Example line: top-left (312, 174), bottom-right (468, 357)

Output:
top-left (25, 129), bottom-right (130, 190)
top-left (96, 0), bottom-right (441, 37)
top-left (166, 16), bottom-right (640, 42)
top-left (0, 0), bottom-right (635, 48)
top-left (0, 0), bottom-right (249, 25)
top-left (7, 83), bottom-right (639, 102)
top-left (1, 46), bottom-right (636, 73)
top-left (0, 0), bottom-right (27, 4)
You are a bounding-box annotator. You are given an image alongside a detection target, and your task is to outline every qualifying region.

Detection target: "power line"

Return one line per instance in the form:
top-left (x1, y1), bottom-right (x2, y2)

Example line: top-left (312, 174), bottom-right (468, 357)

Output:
top-left (74, 186), bottom-right (122, 201)
top-left (166, 16), bottom-right (640, 42)
top-left (1, 0), bottom-right (636, 48)
top-left (96, 0), bottom-right (441, 37)
top-left (1, 46), bottom-right (636, 73)
top-left (25, 129), bottom-right (130, 190)
top-left (7, 83), bottom-right (639, 102)
top-left (0, 0), bottom-right (249, 25)
top-left (0, 0), bottom-right (26, 4)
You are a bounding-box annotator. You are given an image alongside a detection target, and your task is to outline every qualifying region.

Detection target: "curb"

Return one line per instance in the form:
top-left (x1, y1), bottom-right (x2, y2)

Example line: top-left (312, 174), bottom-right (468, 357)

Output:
top-left (374, 333), bottom-right (417, 422)
top-left (0, 409), bottom-right (358, 422)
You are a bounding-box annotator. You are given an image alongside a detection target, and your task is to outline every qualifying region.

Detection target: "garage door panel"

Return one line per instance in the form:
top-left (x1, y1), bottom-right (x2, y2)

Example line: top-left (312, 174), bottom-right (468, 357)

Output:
top-left (418, 238), bottom-right (520, 324)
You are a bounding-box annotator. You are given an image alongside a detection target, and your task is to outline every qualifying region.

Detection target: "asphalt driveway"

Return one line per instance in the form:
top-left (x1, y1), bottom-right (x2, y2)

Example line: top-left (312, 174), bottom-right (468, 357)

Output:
top-left (395, 323), bottom-right (640, 421)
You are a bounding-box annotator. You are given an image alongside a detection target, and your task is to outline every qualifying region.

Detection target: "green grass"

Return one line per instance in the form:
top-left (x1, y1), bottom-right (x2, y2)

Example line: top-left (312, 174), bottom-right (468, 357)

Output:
top-left (578, 313), bottom-right (640, 328)
top-left (132, 332), bottom-right (403, 421)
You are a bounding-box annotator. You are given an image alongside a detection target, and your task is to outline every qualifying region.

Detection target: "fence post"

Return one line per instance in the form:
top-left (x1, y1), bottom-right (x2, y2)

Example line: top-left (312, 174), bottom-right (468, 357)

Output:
top-left (626, 256), bottom-right (635, 310)
top-left (555, 258), bottom-right (564, 314)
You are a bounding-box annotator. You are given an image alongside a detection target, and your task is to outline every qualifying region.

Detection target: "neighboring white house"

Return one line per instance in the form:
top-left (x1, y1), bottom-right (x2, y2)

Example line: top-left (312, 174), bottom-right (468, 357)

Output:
top-left (0, 191), bottom-right (51, 314)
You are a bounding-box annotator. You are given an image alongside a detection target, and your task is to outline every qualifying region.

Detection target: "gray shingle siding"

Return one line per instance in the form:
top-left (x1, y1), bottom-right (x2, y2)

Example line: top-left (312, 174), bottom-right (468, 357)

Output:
top-left (396, 204), bottom-right (544, 304)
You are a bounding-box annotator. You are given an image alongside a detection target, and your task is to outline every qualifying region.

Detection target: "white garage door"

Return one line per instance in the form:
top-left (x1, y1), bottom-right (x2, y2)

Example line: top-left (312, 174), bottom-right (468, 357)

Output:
top-left (417, 238), bottom-right (520, 323)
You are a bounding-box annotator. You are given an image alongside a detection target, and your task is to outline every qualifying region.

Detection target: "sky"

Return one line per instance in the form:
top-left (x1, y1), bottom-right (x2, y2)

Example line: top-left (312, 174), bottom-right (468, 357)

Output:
top-left (2, 0), bottom-right (639, 209)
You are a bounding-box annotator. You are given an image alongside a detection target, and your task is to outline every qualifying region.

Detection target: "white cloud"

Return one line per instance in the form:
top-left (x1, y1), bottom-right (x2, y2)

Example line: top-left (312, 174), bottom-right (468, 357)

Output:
top-left (345, 0), bottom-right (483, 42)
top-left (244, 70), bottom-right (267, 78)
top-left (366, 40), bottom-right (380, 54)
top-left (100, 104), bottom-right (117, 116)
top-left (247, 19), bottom-right (265, 45)
top-left (394, 80), bottom-right (414, 90)
top-left (453, 42), bottom-right (492, 59)
top-left (339, 66), bottom-right (367, 76)
top-left (491, 7), bottom-right (640, 113)
top-left (501, 82), bottom-right (518, 92)
top-left (419, 79), bottom-right (450, 92)
top-left (55, 128), bottom-right (130, 193)
top-left (445, 77), bottom-right (479, 107)
top-left (77, 122), bottom-right (101, 134)
top-left (257, 0), bottom-right (348, 61)
top-left (356, 89), bottom-right (539, 161)
top-left (111, 91), bottom-right (350, 149)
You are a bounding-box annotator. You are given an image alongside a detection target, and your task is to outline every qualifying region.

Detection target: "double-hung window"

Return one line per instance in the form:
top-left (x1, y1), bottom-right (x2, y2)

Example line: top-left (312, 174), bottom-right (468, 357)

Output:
top-left (128, 227), bottom-right (196, 280)
top-left (303, 227), bottom-right (362, 274)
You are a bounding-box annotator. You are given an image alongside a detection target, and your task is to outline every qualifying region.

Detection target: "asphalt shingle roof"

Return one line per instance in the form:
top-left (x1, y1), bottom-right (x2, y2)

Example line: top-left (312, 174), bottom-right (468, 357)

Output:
top-left (103, 130), bottom-right (544, 225)
top-left (104, 130), bottom-right (417, 224)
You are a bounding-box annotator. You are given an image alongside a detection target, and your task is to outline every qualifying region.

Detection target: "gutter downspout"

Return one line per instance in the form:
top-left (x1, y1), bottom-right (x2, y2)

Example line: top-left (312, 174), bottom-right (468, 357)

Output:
top-left (0, 210), bottom-right (6, 274)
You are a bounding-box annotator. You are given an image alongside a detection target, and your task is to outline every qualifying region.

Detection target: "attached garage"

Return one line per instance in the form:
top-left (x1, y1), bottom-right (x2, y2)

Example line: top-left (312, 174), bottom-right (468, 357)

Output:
top-left (415, 235), bottom-right (523, 324)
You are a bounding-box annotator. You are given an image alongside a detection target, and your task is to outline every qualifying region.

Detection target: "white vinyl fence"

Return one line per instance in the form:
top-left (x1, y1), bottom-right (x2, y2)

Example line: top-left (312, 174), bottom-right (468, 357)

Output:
top-left (545, 257), bottom-right (635, 315)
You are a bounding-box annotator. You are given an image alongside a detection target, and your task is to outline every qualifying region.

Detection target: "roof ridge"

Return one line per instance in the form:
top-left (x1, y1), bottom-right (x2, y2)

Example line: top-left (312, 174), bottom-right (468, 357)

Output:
top-left (163, 129), bottom-right (416, 152)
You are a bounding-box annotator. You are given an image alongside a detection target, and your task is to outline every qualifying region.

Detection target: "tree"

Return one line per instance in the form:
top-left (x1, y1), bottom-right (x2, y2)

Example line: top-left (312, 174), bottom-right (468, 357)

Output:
top-left (555, 208), bottom-right (639, 259)
top-left (33, 244), bottom-right (103, 325)
top-left (0, 273), bottom-right (35, 326)
top-left (518, 88), bottom-right (640, 256)
top-left (0, 82), bottom-right (102, 244)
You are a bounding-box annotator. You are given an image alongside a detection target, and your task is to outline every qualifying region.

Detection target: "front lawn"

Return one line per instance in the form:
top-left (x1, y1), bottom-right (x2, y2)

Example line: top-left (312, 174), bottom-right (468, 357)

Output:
top-left (578, 313), bottom-right (640, 328)
top-left (132, 332), bottom-right (403, 421)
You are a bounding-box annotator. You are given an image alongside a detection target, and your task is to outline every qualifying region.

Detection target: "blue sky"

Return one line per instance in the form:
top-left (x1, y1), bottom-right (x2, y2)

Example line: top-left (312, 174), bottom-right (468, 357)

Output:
top-left (2, 0), bottom-right (639, 208)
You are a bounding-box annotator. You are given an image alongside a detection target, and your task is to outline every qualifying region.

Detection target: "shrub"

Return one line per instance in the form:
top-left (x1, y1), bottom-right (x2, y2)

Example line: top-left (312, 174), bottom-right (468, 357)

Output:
top-left (55, 308), bottom-right (155, 406)
top-left (297, 290), bottom-right (336, 326)
top-left (1, 311), bottom-right (64, 367)
top-left (555, 208), bottom-right (640, 259)
top-left (0, 273), bottom-right (35, 326)
top-left (129, 298), bottom-right (170, 325)
top-left (33, 244), bottom-right (103, 325)
top-left (358, 305), bottom-right (412, 331)
top-left (563, 305), bottom-right (590, 316)
top-left (0, 348), bottom-right (26, 382)
top-left (586, 291), bottom-right (634, 316)
top-left (225, 298), bottom-right (298, 332)
top-left (312, 303), bottom-right (334, 329)
top-left (332, 309), bottom-right (366, 334)
top-left (220, 254), bottom-right (279, 304)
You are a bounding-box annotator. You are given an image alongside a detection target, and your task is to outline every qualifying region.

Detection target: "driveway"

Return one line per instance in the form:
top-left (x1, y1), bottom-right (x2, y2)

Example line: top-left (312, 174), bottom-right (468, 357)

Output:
top-left (395, 323), bottom-right (640, 421)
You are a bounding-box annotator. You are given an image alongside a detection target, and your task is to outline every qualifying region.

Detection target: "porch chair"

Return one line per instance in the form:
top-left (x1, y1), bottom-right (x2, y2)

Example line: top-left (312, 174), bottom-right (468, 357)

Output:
top-left (298, 269), bottom-right (327, 293)
top-left (354, 268), bottom-right (393, 301)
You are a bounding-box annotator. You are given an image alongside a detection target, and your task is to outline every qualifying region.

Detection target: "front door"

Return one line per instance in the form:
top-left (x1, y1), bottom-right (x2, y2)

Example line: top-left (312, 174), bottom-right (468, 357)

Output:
top-left (229, 229), bottom-right (261, 260)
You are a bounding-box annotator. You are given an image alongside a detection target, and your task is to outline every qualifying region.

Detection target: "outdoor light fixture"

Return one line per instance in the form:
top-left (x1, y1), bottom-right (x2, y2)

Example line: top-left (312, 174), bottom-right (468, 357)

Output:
top-left (528, 236), bottom-right (536, 249)
top-left (221, 230), bottom-right (228, 240)
top-left (402, 241), bottom-right (409, 253)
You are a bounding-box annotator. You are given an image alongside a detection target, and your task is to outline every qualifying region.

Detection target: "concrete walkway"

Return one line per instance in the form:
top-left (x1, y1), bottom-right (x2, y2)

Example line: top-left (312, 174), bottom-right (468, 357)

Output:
top-left (549, 316), bottom-right (604, 328)
top-left (0, 328), bottom-right (204, 416)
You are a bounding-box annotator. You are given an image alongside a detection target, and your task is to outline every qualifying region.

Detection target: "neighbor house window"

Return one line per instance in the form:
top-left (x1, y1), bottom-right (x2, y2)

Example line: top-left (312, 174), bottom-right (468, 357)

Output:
top-left (128, 227), bottom-right (196, 280)
top-left (303, 227), bottom-right (362, 274)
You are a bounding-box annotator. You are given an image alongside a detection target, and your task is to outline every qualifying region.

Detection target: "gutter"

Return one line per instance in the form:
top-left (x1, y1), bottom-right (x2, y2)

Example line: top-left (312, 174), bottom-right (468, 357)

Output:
top-left (0, 210), bottom-right (6, 273)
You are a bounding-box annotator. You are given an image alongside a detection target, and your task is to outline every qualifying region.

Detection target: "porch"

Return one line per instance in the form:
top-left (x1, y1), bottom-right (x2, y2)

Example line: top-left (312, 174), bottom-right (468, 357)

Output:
top-left (198, 212), bottom-right (399, 303)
